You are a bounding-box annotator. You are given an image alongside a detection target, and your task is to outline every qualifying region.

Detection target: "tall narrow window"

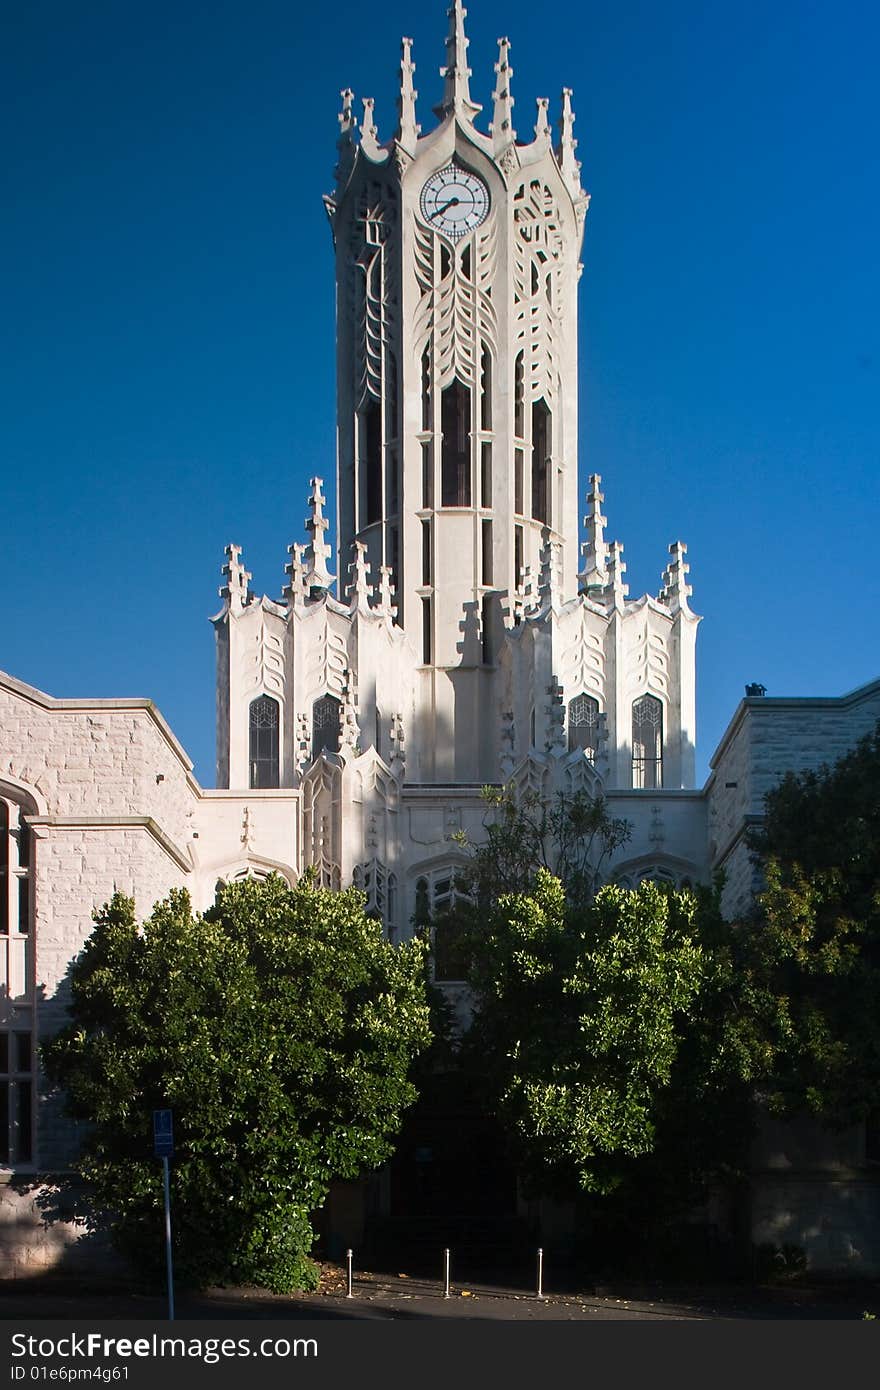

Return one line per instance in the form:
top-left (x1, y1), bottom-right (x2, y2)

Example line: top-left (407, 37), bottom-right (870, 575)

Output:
top-left (387, 354), bottom-right (399, 434)
top-left (312, 694), bottom-right (341, 761)
top-left (441, 378), bottom-right (471, 506)
top-left (481, 595), bottom-right (493, 665)
top-left (429, 871), bottom-right (471, 982)
top-left (480, 442), bottom-right (492, 507)
top-left (421, 441), bottom-right (433, 508)
top-left (514, 524), bottom-right (524, 591)
top-left (421, 350), bottom-right (432, 430)
top-left (568, 694), bottom-right (600, 758)
top-left (481, 520), bottom-right (493, 585)
top-left (363, 400), bottom-right (382, 525)
top-left (2, 792), bottom-right (36, 1168)
top-left (514, 353), bottom-right (524, 438)
top-left (389, 526), bottom-right (400, 620)
top-left (386, 449), bottom-right (399, 516)
top-left (422, 596), bottom-right (432, 664)
top-left (514, 449), bottom-right (524, 515)
top-left (421, 519), bottom-right (432, 585)
top-left (480, 346), bottom-right (492, 429)
top-left (249, 695), bottom-right (280, 788)
top-left (531, 399), bottom-right (551, 524)
top-left (632, 694), bottom-right (663, 789)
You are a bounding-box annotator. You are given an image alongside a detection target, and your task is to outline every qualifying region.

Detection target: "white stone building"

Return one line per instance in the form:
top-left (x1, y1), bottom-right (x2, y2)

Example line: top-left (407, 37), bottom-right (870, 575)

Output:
top-left (1, 2), bottom-right (878, 1276)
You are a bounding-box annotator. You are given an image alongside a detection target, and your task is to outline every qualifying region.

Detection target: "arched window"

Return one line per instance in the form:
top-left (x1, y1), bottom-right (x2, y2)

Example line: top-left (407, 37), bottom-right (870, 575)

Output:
top-left (249, 696), bottom-right (280, 789)
top-left (1, 793), bottom-right (34, 1167)
top-left (632, 694), bottom-right (663, 789)
top-left (568, 694), bottom-right (600, 758)
top-left (441, 378), bottom-right (471, 507)
top-left (413, 869), bottom-right (470, 982)
top-left (353, 858), bottom-right (396, 933)
top-left (312, 694), bottom-right (341, 761)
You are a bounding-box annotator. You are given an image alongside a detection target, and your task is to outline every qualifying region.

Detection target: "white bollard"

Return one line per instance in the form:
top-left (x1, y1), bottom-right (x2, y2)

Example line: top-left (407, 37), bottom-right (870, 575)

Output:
top-left (536, 1246), bottom-right (546, 1300)
top-left (443, 1247), bottom-right (451, 1298)
top-left (346, 1248), bottom-right (353, 1298)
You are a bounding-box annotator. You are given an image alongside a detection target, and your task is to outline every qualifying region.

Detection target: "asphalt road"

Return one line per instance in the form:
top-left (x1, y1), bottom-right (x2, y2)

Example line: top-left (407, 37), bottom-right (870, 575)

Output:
top-left (1, 1268), bottom-right (877, 1321)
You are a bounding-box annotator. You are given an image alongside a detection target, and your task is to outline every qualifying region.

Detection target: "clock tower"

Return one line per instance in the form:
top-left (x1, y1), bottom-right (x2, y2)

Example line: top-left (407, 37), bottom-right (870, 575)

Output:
top-left (325, 2), bottom-right (589, 776)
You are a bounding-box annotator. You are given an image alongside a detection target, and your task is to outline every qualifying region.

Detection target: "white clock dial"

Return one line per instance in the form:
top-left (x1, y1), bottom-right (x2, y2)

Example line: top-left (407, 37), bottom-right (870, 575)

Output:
top-left (419, 165), bottom-right (490, 241)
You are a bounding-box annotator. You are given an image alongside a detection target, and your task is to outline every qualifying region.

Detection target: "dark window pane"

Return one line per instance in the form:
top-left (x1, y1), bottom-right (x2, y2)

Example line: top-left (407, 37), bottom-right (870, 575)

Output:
top-left (16, 1081), bottom-right (32, 1163)
top-left (480, 346), bottom-right (492, 429)
top-left (15, 1033), bottom-right (30, 1074)
top-left (514, 354), bottom-right (524, 438)
top-left (0, 1083), bottom-right (8, 1163)
top-left (17, 877), bottom-right (29, 934)
top-left (312, 696), bottom-right (341, 761)
top-left (249, 696), bottom-right (280, 788)
top-left (364, 401), bottom-right (382, 525)
top-left (441, 379), bottom-right (471, 507)
top-left (422, 520), bottom-right (432, 585)
top-left (422, 597), bottom-right (432, 664)
top-left (531, 399), bottom-right (551, 524)
top-left (421, 441), bottom-right (433, 507)
top-left (480, 441), bottom-right (492, 507)
top-left (568, 695), bottom-right (600, 757)
top-left (481, 595), bottom-right (493, 665)
top-left (632, 695), bottom-right (663, 789)
top-left (0, 1036), bottom-right (8, 1074)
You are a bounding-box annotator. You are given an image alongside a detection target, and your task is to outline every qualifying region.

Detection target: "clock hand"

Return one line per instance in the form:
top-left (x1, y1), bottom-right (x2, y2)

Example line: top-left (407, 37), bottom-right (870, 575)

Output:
top-left (429, 196), bottom-right (460, 219)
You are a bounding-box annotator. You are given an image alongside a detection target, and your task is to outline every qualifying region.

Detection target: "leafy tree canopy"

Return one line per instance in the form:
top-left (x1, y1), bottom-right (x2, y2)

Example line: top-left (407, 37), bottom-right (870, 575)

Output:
top-left (738, 720), bottom-right (880, 1127)
top-left (42, 875), bottom-right (431, 1292)
top-left (461, 868), bottom-right (706, 1196)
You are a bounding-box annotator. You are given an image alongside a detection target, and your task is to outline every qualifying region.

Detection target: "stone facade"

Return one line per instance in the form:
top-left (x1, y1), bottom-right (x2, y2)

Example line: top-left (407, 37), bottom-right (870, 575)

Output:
top-left (1, 1), bottom-right (877, 1278)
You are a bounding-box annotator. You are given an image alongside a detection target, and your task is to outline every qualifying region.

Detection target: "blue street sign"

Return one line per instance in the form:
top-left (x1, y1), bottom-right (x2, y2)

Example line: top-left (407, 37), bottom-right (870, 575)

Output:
top-left (153, 1108), bottom-right (174, 1158)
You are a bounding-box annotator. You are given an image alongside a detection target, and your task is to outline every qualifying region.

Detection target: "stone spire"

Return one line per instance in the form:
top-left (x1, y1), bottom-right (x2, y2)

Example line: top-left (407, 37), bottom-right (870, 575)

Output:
top-left (435, 0), bottom-right (481, 122)
top-left (534, 97), bottom-right (551, 144)
top-left (220, 543), bottom-right (252, 614)
top-left (579, 474), bottom-right (608, 592)
top-left (396, 37), bottom-right (420, 151)
top-left (303, 478), bottom-right (335, 592)
top-left (557, 87), bottom-right (582, 195)
top-left (334, 87), bottom-right (358, 184)
top-left (537, 528), bottom-right (563, 612)
top-left (607, 540), bottom-right (628, 610)
top-left (283, 541), bottom-right (307, 608)
top-left (360, 98), bottom-right (382, 160)
top-left (377, 564), bottom-right (398, 621)
top-left (346, 540), bottom-right (374, 613)
top-left (490, 37), bottom-right (516, 152)
top-left (660, 541), bottom-right (694, 615)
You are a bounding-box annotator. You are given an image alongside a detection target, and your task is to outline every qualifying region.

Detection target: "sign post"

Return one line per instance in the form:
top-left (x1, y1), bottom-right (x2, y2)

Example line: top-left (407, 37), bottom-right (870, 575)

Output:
top-left (153, 1109), bottom-right (175, 1321)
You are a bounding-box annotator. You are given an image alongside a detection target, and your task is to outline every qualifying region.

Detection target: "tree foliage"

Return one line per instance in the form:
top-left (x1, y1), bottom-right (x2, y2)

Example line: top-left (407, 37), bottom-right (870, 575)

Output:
top-left (737, 721), bottom-right (880, 1127)
top-left (462, 869), bottom-right (706, 1196)
top-left (455, 785), bottom-right (631, 910)
top-left (42, 875), bottom-right (431, 1292)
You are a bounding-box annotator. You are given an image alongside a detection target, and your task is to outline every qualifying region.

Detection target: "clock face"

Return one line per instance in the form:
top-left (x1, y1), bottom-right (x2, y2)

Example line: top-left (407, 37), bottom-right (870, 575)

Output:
top-left (419, 165), bottom-right (490, 241)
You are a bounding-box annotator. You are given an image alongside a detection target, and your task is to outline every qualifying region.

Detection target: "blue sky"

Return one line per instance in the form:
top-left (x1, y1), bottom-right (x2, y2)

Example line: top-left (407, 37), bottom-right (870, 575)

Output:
top-left (3, 0), bottom-right (878, 787)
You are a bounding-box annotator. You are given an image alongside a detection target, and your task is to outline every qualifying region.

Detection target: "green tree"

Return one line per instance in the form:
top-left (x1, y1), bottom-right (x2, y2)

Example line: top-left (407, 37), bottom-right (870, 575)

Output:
top-left (456, 784), bottom-right (631, 909)
top-left (42, 875), bottom-right (431, 1292)
top-left (737, 721), bottom-right (880, 1127)
top-left (462, 868), bottom-right (706, 1197)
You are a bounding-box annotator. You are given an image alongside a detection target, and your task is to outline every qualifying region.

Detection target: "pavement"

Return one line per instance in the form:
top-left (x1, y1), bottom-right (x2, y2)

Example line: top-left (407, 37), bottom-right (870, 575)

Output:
top-left (1, 1265), bottom-right (878, 1321)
